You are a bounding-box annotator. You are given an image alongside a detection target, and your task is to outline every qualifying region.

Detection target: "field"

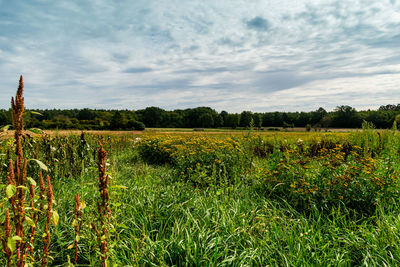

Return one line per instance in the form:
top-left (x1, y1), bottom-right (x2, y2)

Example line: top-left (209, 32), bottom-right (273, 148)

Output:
top-left (2, 124), bottom-right (400, 266)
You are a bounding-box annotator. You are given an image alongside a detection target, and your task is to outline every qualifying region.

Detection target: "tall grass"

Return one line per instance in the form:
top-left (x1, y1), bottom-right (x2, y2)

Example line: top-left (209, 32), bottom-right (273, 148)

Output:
top-left (3, 77), bottom-right (400, 265)
top-left (1, 77), bottom-right (114, 266)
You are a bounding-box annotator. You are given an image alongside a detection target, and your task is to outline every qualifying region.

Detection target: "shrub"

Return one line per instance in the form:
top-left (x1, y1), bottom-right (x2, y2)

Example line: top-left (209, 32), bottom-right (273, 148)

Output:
top-left (136, 135), bottom-right (245, 185)
top-left (132, 121), bottom-right (145, 131)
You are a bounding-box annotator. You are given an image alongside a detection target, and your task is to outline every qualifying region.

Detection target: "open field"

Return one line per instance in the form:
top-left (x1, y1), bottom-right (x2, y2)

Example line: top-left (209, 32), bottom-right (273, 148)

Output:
top-left (1, 127), bottom-right (355, 139)
top-left (2, 127), bottom-right (400, 265)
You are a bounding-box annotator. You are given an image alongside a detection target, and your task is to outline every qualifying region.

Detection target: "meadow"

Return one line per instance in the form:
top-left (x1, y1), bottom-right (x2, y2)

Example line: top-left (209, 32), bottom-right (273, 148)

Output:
top-left (2, 77), bottom-right (400, 267)
top-left (2, 120), bottom-right (400, 266)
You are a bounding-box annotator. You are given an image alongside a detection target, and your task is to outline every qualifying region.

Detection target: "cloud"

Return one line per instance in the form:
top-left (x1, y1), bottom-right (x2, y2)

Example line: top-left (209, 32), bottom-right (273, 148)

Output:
top-left (0, 0), bottom-right (399, 112)
top-left (122, 67), bottom-right (153, 73)
top-left (246, 16), bottom-right (270, 31)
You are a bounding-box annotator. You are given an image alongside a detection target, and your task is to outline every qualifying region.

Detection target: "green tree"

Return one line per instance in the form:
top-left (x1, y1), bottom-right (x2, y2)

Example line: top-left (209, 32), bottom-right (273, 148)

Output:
top-left (137, 107), bottom-right (166, 127)
top-left (226, 114), bottom-right (239, 129)
top-left (332, 105), bottom-right (361, 128)
top-left (198, 113), bottom-right (214, 128)
top-left (111, 111), bottom-right (124, 129)
top-left (77, 108), bottom-right (96, 121)
top-left (252, 113), bottom-right (262, 129)
top-left (239, 111), bottom-right (253, 127)
top-left (220, 111), bottom-right (228, 127)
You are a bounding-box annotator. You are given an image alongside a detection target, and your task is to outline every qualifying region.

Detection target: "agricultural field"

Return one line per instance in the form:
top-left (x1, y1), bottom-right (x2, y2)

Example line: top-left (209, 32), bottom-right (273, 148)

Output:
top-left (2, 121), bottom-right (400, 266)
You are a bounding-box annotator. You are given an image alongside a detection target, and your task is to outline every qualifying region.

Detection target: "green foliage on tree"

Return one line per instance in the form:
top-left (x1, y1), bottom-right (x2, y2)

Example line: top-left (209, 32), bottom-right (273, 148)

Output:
top-left (239, 111), bottom-right (253, 127)
top-left (5, 103), bottom-right (400, 131)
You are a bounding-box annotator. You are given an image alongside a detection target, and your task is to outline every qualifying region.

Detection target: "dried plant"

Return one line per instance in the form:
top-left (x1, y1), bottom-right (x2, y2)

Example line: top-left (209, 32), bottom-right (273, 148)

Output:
top-left (2, 209), bottom-right (12, 267)
top-left (11, 75), bottom-right (24, 168)
top-left (7, 159), bottom-right (16, 216)
top-left (41, 175), bottom-right (54, 266)
top-left (2, 76), bottom-right (57, 266)
top-left (92, 142), bottom-right (111, 267)
top-left (8, 75), bottom-right (28, 267)
top-left (73, 193), bottom-right (84, 266)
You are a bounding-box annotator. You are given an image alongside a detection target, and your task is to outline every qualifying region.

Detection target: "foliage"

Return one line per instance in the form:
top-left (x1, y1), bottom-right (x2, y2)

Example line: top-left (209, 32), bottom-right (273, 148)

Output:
top-left (1, 128), bottom-right (400, 265)
top-left (1, 103), bottom-right (400, 130)
top-left (137, 135), bottom-right (246, 186)
top-left (3, 77), bottom-right (400, 265)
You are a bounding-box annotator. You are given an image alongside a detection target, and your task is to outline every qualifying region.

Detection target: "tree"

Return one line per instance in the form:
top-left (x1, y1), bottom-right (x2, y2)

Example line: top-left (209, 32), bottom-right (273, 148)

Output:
top-left (395, 114), bottom-right (400, 127)
top-left (165, 111), bottom-right (184, 128)
top-left (110, 111), bottom-right (126, 129)
top-left (332, 105), bottom-right (361, 128)
top-left (137, 107), bottom-right (166, 127)
top-left (225, 114), bottom-right (239, 129)
top-left (77, 108), bottom-right (96, 121)
top-left (320, 115), bottom-right (332, 129)
top-left (252, 113), bottom-right (262, 129)
top-left (311, 107), bottom-right (327, 125)
top-left (239, 111), bottom-right (253, 127)
top-left (183, 107), bottom-right (219, 128)
top-left (220, 111), bottom-right (228, 127)
top-left (198, 113), bottom-right (214, 128)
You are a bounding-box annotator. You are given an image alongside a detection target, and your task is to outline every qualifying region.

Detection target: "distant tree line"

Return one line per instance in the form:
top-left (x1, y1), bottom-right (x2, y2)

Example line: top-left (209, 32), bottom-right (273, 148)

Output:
top-left (1, 104), bottom-right (400, 130)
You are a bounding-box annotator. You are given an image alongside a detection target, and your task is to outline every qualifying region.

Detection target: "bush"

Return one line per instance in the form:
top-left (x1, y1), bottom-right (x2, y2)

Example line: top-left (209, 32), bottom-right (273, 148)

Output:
top-left (259, 139), bottom-right (400, 215)
top-left (136, 135), bottom-right (245, 185)
top-left (132, 121), bottom-right (145, 131)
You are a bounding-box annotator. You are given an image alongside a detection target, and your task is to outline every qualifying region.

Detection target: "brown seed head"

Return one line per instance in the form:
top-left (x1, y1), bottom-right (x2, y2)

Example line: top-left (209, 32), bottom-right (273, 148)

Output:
top-left (11, 75), bottom-right (24, 164)
top-left (46, 175), bottom-right (54, 211)
top-left (5, 208), bottom-right (11, 237)
top-left (7, 159), bottom-right (15, 185)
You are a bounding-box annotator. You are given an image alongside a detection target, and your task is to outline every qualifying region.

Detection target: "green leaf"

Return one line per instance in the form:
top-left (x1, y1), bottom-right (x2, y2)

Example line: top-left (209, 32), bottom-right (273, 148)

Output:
top-left (28, 128), bottom-right (44, 134)
top-left (1, 125), bottom-right (10, 132)
top-left (17, 185), bottom-right (29, 190)
top-left (118, 223), bottom-right (128, 229)
top-left (27, 177), bottom-right (37, 187)
top-left (8, 235), bottom-right (22, 250)
top-left (7, 237), bottom-right (16, 251)
top-left (30, 111), bottom-right (43, 116)
top-left (52, 210), bottom-right (59, 226)
top-left (66, 255), bottom-right (74, 267)
top-left (6, 184), bottom-right (16, 198)
top-left (25, 216), bottom-right (36, 227)
top-left (29, 159), bottom-right (49, 172)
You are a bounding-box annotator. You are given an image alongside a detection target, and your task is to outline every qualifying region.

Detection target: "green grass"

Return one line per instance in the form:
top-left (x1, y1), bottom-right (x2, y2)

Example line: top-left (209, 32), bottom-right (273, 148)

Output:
top-left (51, 153), bottom-right (400, 265)
top-left (2, 131), bottom-right (400, 266)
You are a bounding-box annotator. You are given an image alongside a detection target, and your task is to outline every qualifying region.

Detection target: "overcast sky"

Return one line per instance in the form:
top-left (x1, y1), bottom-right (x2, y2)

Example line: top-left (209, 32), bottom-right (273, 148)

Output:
top-left (0, 0), bottom-right (400, 112)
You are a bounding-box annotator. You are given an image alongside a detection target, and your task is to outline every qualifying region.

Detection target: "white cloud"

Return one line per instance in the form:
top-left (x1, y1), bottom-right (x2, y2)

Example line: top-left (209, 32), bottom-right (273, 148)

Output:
top-left (0, 0), bottom-right (399, 112)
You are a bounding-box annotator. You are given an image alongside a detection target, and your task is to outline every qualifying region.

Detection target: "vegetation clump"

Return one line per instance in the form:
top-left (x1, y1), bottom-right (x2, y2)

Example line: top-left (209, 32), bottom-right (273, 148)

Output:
top-left (3, 77), bottom-right (400, 265)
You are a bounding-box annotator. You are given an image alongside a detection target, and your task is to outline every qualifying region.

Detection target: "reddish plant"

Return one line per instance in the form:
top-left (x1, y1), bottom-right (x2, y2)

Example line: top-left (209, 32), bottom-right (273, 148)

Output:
top-left (92, 143), bottom-right (111, 267)
top-left (41, 175), bottom-right (54, 267)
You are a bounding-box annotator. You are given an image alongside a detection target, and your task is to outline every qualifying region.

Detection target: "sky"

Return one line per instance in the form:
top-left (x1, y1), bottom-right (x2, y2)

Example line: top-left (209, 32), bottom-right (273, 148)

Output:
top-left (0, 0), bottom-right (400, 112)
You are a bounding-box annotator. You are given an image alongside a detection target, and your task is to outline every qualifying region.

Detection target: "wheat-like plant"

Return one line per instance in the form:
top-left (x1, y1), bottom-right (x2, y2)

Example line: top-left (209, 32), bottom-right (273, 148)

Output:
top-left (2, 76), bottom-right (57, 266)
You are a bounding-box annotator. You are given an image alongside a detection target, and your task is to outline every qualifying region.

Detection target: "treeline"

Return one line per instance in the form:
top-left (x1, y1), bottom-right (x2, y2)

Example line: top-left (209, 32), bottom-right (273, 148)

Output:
top-left (1, 104), bottom-right (400, 130)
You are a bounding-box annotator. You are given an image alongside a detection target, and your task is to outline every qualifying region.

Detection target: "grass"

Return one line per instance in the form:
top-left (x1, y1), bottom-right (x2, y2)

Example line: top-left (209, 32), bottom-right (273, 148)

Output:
top-left (2, 127), bottom-right (400, 265)
top-left (48, 158), bottom-right (400, 266)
